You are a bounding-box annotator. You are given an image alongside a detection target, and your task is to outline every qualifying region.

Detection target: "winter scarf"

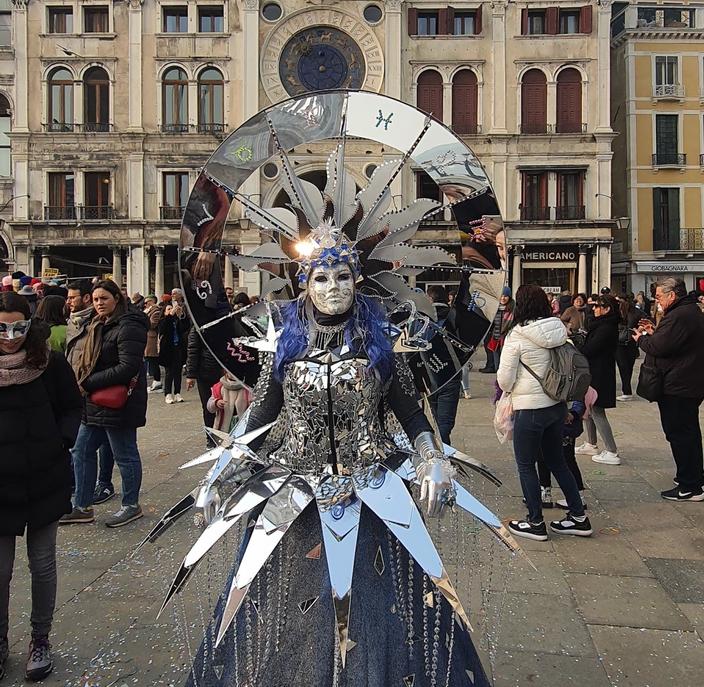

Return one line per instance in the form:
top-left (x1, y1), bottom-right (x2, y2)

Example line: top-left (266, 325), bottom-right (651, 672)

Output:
top-left (76, 302), bottom-right (126, 385)
top-left (0, 349), bottom-right (48, 387)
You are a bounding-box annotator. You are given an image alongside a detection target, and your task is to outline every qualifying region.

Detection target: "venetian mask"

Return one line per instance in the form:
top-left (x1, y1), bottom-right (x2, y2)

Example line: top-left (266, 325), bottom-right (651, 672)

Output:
top-left (307, 263), bottom-right (355, 316)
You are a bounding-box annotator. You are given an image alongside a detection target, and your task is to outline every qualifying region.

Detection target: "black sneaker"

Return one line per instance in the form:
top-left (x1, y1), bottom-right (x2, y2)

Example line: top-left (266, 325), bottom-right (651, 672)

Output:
top-left (59, 507), bottom-right (95, 525)
top-left (661, 487), bottom-right (704, 502)
top-left (105, 505), bottom-right (143, 528)
top-left (25, 636), bottom-right (52, 682)
top-left (550, 513), bottom-right (593, 536)
top-left (507, 519), bottom-right (548, 541)
top-left (93, 484), bottom-right (116, 505)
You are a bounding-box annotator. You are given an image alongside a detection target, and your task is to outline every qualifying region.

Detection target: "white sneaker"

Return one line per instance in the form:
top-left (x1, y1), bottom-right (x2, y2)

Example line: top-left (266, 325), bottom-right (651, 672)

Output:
top-left (575, 442), bottom-right (599, 456)
top-left (165, 394), bottom-right (174, 404)
top-left (616, 394), bottom-right (633, 401)
top-left (174, 393), bottom-right (184, 403)
top-left (149, 381), bottom-right (162, 392)
top-left (592, 451), bottom-right (621, 465)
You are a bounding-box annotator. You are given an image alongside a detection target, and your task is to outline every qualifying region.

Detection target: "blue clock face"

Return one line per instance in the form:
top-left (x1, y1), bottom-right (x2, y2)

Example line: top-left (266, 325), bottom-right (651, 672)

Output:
top-left (279, 27), bottom-right (365, 96)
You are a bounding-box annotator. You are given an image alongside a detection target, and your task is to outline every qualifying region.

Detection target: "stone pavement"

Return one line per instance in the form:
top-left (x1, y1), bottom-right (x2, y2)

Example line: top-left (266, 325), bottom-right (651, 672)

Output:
top-left (4, 360), bottom-right (704, 686)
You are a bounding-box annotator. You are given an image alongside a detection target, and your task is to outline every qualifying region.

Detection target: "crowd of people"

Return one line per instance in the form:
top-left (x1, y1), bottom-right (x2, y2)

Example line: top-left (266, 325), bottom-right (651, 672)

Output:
top-left (493, 278), bottom-right (704, 542)
top-left (0, 271), bottom-right (258, 681)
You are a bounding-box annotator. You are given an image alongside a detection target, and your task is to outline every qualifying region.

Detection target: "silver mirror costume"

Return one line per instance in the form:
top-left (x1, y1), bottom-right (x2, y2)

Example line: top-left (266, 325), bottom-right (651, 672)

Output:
top-left (143, 91), bottom-right (520, 686)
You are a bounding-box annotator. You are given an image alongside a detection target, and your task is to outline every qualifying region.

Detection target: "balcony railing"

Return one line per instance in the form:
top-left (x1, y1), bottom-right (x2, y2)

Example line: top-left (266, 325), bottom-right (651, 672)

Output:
top-left (43, 205), bottom-right (77, 220)
top-left (555, 122), bottom-right (588, 134)
top-left (521, 122), bottom-right (549, 135)
top-left (520, 206), bottom-right (552, 221)
top-left (44, 122), bottom-right (75, 132)
top-left (81, 122), bottom-right (113, 133)
top-left (454, 123), bottom-right (482, 135)
top-left (161, 123), bottom-right (190, 134)
top-left (555, 205), bottom-right (586, 220)
top-left (80, 205), bottom-right (114, 220)
top-left (679, 227), bottom-right (704, 251)
top-left (160, 205), bottom-right (185, 220)
top-left (652, 153), bottom-right (686, 167)
top-left (197, 122), bottom-right (226, 134)
top-left (654, 84), bottom-right (684, 99)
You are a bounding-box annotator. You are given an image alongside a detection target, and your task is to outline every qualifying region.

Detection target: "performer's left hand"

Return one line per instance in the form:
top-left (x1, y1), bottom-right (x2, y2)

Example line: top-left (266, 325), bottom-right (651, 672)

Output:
top-left (417, 457), bottom-right (456, 518)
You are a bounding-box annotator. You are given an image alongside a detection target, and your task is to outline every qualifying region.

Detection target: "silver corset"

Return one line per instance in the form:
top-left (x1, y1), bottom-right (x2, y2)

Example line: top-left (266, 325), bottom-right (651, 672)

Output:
top-left (270, 355), bottom-right (393, 474)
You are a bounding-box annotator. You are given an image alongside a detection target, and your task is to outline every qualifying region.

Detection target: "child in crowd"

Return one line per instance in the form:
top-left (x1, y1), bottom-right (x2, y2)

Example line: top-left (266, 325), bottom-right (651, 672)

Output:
top-left (207, 370), bottom-right (251, 433)
top-left (538, 399), bottom-right (587, 509)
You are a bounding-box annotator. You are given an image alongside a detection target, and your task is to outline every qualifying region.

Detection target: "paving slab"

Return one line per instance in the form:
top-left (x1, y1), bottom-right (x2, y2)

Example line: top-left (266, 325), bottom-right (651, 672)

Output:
top-left (492, 649), bottom-right (612, 687)
top-left (556, 534), bottom-right (654, 577)
top-left (567, 573), bottom-right (692, 631)
top-left (588, 625), bottom-right (704, 687)
top-left (644, 558), bottom-right (704, 604)
top-left (624, 526), bottom-right (704, 561)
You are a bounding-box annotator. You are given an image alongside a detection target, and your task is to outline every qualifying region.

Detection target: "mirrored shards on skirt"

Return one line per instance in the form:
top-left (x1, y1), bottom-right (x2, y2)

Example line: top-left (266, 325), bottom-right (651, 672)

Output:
top-left (184, 504), bottom-right (491, 687)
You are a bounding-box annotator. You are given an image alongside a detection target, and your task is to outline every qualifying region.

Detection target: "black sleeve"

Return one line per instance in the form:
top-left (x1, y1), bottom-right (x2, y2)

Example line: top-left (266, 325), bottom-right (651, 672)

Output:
top-left (186, 328), bottom-right (201, 378)
top-left (580, 324), bottom-right (610, 359)
top-left (82, 319), bottom-right (148, 391)
top-left (386, 355), bottom-right (434, 443)
top-left (244, 354), bottom-right (284, 450)
top-left (45, 352), bottom-right (83, 449)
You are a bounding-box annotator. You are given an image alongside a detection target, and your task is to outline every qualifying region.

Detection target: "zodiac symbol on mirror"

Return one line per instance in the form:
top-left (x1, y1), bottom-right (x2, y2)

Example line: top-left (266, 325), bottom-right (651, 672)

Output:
top-left (234, 144), bottom-right (253, 163)
top-left (195, 202), bottom-right (215, 227)
top-left (226, 339), bottom-right (256, 363)
top-left (195, 280), bottom-right (213, 301)
top-left (466, 290), bottom-right (487, 313)
top-left (375, 110), bottom-right (393, 130)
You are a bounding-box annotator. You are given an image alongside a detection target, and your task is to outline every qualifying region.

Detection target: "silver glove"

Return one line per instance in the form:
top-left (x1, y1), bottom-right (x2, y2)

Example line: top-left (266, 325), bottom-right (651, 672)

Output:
top-left (413, 432), bottom-right (457, 518)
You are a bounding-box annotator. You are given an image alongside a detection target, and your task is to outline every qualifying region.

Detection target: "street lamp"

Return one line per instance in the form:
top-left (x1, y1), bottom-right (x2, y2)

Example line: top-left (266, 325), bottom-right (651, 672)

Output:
top-left (0, 194), bottom-right (30, 214)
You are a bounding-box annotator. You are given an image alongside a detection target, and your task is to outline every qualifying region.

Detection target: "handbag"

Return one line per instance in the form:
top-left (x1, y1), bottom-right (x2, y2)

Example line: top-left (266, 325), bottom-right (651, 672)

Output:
top-left (636, 363), bottom-right (663, 403)
top-left (89, 375), bottom-right (139, 410)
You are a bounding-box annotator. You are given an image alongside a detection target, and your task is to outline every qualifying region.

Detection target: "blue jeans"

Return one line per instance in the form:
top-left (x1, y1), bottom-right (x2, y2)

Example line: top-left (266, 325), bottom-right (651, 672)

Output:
top-left (429, 378), bottom-right (461, 445)
top-left (513, 403), bottom-right (585, 524)
top-left (73, 424), bottom-right (142, 508)
top-left (98, 442), bottom-right (115, 490)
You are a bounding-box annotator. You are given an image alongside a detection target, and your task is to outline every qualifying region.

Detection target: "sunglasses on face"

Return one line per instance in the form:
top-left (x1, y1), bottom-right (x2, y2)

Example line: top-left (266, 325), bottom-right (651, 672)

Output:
top-left (0, 319), bottom-right (32, 340)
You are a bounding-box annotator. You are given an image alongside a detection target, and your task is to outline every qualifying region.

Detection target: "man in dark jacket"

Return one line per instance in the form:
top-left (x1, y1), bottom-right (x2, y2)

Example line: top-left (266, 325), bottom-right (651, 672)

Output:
top-left (186, 328), bottom-right (222, 445)
top-left (635, 277), bottom-right (704, 501)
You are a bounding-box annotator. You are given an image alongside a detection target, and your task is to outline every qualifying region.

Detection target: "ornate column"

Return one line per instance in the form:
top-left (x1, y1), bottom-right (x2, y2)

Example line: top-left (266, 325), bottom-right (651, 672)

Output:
top-left (385, 0), bottom-right (402, 99)
top-left (596, 1), bottom-right (614, 133)
top-left (547, 80), bottom-right (557, 132)
top-left (598, 243), bottom-right (612, 290)
top-left (578, 245), bottom-right (588, 295)
top-left (154, 246), bottom-right (165, 297)
top-left (12, 1), bottom-right (29, 132)
top-left (143, 245), bottom-right (151, 294)
top-left (127, 0), bottom-right (144, 131)
top-left (442, 81), bottom-right (452, 128)
top-left (491, 1), bottom-right (508, 134)
top-left (511, 246), bottom-right (522, 294)
top-left (40, 251), bottom-right (51, 276)
top-left (112, 247), bottom-right (123, 286)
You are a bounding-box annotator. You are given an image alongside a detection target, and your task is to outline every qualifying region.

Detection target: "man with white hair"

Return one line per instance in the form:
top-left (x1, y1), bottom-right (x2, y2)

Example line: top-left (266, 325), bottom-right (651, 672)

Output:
top-left (634, 277), bottom-right (704, 501)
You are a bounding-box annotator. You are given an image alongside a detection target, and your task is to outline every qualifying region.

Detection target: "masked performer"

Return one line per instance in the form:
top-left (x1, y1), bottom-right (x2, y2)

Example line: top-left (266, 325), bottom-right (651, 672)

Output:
top-left (150, 117), bottom-right (513, 686)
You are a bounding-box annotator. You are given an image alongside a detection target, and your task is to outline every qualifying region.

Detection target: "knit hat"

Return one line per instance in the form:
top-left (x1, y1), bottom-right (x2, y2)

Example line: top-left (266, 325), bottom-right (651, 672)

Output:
top-left (1, 275), bottom-right (11, 288)
top-left (501, 286), bottom-right (512, 297)
top-left (19, 276), bottom-right (32, 287)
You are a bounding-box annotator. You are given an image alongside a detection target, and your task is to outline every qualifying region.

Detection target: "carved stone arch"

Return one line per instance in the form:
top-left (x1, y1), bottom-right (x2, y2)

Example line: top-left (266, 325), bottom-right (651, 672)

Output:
top-left (79, 62), bottom-right (115, 82)
top-left (43, 63), bottom-right (77, 81)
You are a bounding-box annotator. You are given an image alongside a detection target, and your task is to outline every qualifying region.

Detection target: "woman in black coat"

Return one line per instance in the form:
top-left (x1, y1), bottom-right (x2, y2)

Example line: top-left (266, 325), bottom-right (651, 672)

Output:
top-left (61, 280), bottom-right (148, 529)
top-left (0, 292), bottom-right (82, 681)
top-left (615, 295), bottom-right (644, 400)
top-left (577, 294), bottom-right (621, 465)
top-left (158, 297), bottom-right (190, 404)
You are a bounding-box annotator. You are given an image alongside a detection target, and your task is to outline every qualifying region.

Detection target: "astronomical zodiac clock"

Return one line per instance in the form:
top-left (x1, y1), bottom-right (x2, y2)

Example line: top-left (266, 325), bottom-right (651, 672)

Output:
top-left (260, 8), bottom-right (385, 103)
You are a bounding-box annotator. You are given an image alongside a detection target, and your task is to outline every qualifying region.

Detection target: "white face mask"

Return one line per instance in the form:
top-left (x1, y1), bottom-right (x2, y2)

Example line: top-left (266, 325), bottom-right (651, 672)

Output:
top-left (307, 263), bottom-right (355, 316)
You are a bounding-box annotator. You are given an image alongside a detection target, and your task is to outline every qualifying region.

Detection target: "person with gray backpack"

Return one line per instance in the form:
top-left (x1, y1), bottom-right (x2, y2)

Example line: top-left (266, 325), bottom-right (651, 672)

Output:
top-left (497, 285), bottom-right (592, 541)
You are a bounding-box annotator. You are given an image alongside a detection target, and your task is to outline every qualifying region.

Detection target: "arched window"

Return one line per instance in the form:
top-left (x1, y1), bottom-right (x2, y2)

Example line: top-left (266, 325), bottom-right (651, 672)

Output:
top-left (0, 94), bottom-right (10, 177)
top-left (162, 67), bottom-right (188, 133)
top-left (83, 66), bottom-right (110, 132)
top-left (452, 69), bottom-right (478, 134)
top-left (417, 70), bottom-right (443, 121)
top-left (521, 69), bottom-right (547, 134)
top-left (198, 67), bottom-right (224, 133)
top-left (47, 67), bottom-right (74, 132)
top-left (556, 68), bottom-right (583, 133)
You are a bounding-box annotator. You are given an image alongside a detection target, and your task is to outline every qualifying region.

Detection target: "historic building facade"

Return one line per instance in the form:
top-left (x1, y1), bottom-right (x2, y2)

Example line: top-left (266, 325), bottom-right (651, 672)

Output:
top-left (4, 0), bottom-right (615, 295)
top-left (611, 0), bottom-right (704, 295)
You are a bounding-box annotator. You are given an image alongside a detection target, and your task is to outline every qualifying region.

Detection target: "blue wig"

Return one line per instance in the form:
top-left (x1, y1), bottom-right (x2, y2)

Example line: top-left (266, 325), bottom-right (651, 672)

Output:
top-left (273, 294), bottom-right (394, 382)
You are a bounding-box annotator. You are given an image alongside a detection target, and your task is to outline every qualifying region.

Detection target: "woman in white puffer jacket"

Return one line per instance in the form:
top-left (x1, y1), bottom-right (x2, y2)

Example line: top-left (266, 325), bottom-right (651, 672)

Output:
top-left (497, 285), bottom-right (592, 542)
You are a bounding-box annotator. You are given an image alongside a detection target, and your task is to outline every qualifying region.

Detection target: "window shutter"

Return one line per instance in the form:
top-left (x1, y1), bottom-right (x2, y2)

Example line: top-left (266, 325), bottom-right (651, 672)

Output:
top-left (447, 6), bottom-right (455, 34)
top-left (475, 5), bottom-right (482, 34)
top-left (417, 71), bottom-right (444, 120)
top-left (452, 70), bottom-right (478, 134)
top-left (408, 7), bottom-right (418, 35)
top-left (546, 7), bottom-right (558, 34)
top-left (580, 5), bottom-right (592, 33)
top-left (667, 188), bottom-right (680, 248)
top-left (439, 8), bottom-right (449, 35)
top-left (522, 71), bottom-right (547, 133)
top-left (556, 70), bottom-right (582, 133)
top-left (521, 8), bottom-right (528, 34)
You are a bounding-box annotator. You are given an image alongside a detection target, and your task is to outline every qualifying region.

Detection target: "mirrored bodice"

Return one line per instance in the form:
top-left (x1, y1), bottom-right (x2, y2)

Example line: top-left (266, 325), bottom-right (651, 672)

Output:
top-left (271, 355), bottom-right (391, 473)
